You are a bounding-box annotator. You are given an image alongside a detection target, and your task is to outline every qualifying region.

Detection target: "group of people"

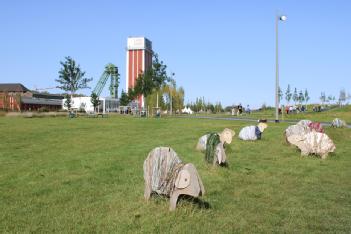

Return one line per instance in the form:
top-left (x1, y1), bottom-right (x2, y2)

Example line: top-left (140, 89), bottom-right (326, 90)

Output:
top-left (284, 105), bottom-right (306, 114)
top-left (280, 104), bottom-right (330, 114)
top-left (312, 105), bottom-right (325, 112)
top-left (232, 104), bottom-right (251, 115)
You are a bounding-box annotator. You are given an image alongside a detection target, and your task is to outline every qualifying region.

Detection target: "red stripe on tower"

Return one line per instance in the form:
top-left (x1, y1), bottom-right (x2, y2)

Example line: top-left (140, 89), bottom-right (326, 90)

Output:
top-left (128, 50), bottom-right (133, 89)
top-left (126, 37), bottom-right (153, 109)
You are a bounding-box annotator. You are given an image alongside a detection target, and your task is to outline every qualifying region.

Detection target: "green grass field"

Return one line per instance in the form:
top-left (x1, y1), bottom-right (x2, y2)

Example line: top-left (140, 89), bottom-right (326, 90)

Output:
top-left (197, 105), bottom-right (351, 123)
top-left (1, 115), bottom-right (351, 233)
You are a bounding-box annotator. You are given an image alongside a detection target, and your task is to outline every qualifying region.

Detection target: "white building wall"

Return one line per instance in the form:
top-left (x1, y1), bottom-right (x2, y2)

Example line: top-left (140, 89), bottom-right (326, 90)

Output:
top-left (62, 97), bottom-right (104, 113)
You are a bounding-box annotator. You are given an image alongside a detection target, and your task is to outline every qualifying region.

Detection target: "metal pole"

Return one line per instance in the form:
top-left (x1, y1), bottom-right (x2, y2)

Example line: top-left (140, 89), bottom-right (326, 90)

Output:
top-left (170, 92), bottom-right (172, 115)
top-left (156, 93), bottom-right (159, 108)
top-left (275, 15), bottom-right (279, 123)
top-left (103, 99), bottom-right (105, 114)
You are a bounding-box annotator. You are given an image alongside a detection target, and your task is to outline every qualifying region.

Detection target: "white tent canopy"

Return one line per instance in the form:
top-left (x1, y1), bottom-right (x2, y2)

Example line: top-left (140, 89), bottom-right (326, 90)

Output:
top-left (182, 107), bottom-right (193, 114)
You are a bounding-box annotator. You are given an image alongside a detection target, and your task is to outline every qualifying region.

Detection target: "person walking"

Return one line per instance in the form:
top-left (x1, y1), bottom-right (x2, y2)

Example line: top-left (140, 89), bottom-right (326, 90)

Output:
top-left (238, 104), bottom-right (243, 115)
top-left (246, 105), bottom-right (251, 114)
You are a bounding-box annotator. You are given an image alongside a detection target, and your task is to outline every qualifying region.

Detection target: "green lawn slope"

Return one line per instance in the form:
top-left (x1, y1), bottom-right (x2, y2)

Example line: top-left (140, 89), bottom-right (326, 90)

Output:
top-left (0, 116), bottom-right (350, 233)
top-left (196, 105), bottom-right (351, 123)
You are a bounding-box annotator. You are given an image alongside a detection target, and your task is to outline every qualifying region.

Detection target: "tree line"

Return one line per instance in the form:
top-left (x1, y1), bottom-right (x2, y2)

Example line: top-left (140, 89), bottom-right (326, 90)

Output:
top-left (279, 84), bottom-right (350, 107)
top-left (186, 97), bottom-right (224, 113)
top-left (321, 89), bottom-right (350, 106)
top-left (279, 84), bottom-right (310, 106)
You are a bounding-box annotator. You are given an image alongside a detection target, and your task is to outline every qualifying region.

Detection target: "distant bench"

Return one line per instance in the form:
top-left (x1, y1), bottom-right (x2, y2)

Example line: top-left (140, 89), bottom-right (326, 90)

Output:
top-left (97, 113), bottom-right (108, 118)
top-left (86, 112), bottom-right (108, 118)
top-left (68, 112), bottom-right (77, 118)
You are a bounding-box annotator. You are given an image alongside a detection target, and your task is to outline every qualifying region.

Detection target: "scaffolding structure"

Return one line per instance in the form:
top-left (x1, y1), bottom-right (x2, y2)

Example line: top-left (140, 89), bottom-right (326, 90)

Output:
top-left (92, 64), bottom-right (120, 98)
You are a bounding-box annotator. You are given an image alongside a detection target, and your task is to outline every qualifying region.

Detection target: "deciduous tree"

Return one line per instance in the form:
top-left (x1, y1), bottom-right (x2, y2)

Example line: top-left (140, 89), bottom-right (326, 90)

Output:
top-left (64, 94), bottom-right (72, 111)
top-left (339, 89), bottom-right (346, 106)
top-left (293, 88), bottom-right (298, 105)
top-left (56, 56), bottom-right (92, 99)
top-left (120, 90), bottom-right (130, 106)
top-left (285, 84), bottom-right (292, 104)
top-left (90, 92), bottom-right (100, 113)
top-left (128, 54), bottom-right (171, 108)
top-left (320, 92), bottom-right (326, 105)
top-left (304, 89), bottom-right (310, 105)
top-left (298, 90), bottom-right (305, 105)
top-left (278, 86), bottom-right (283, 103)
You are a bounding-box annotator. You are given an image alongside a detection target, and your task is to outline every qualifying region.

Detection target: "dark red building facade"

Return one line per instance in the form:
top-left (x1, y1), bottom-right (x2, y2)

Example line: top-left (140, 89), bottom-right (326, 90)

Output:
top-left (0, 83), bottom-right (63, 111)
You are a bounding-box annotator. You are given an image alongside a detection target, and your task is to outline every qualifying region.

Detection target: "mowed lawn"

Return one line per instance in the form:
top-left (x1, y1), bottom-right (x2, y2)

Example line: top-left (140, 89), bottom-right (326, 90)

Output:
top-left (203, 105), bottom-right (351, 124)
top-left (0, 116), bottom-right (350, 233)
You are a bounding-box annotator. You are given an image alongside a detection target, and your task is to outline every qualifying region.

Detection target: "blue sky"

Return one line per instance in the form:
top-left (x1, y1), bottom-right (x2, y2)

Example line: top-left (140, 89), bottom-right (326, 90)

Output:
top-left (1, 0), bottom-right (350, 108)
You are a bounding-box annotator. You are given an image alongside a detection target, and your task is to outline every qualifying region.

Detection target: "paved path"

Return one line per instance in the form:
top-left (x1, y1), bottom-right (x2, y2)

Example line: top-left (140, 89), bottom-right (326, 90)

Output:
top-left (177, 115), bottom-right (351, 128)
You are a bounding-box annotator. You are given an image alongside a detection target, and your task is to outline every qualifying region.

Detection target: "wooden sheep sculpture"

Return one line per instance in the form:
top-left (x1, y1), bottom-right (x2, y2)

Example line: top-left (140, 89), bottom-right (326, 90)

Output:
top-left (285, 123), bottom-right (310, 144)
top-left (196, 128), bottom-right (235, 165)
top-left (143, 147), bottom-right (205, 211)
top-left (285, 122), bottom-right (336, 159)
top-left (238, 123), bottom-right (268, 141)
top-left (331, 118), bottom-right (347, 128)
top-left (295, 131), bottom-right (335, 159)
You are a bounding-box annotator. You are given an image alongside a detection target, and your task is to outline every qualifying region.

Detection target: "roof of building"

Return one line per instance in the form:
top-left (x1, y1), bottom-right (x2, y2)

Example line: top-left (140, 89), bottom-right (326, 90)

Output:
top-left (0, 83), bottom-right (29, 92)
top-left (31, 91), bottom-right (64, 100)
top-left (21, 96), bottom-right (62, 106)
top-left (0, 83), bottom-right (64, 100)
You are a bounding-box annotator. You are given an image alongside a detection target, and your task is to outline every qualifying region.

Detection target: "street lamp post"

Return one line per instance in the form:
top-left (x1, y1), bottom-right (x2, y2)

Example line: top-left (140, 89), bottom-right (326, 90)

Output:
top-left (275, 14), bottom-right (287, 123)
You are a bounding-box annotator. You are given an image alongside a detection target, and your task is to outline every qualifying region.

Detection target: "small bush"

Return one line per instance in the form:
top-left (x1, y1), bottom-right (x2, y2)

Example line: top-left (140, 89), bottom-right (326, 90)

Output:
top-left (38, 107), bottom-right (50, 112)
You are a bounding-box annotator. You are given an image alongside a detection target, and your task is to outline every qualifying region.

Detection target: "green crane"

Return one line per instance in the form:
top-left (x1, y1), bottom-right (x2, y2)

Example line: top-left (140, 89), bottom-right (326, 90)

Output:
top-left (93, 64), bottom-right (120, 98)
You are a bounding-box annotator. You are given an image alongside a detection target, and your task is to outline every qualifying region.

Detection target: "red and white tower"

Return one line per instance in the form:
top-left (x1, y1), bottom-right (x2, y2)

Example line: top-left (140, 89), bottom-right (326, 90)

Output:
top-left (126, 37), bottom-right (153, 109)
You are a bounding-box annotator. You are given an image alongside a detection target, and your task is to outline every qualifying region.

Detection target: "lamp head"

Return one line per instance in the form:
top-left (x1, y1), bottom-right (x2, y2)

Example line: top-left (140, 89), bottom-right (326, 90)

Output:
top-left (280, 15), bottom-right (287, 21)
